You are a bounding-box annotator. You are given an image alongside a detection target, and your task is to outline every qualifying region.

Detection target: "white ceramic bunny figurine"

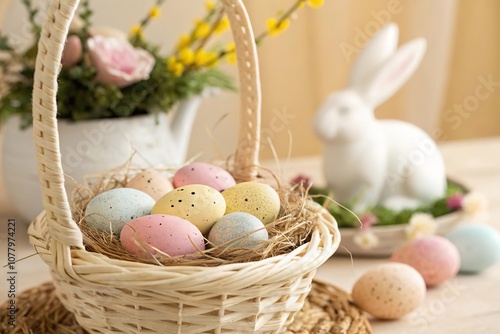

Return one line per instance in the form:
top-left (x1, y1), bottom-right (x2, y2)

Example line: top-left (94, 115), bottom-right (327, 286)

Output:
top-left (313, 23), bottom-right (446, 212)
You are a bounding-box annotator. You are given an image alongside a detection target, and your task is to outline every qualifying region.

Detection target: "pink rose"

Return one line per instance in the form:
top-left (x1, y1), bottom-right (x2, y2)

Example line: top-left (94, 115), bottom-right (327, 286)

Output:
top-left (360, 212), bottom-right (378, 231)
top-left (446, 193), bottom-right (464, 210)
top-left (61, 35), bottom-right (82, 68)
top-left (87, 35), bottom-right (155, 88)
top-left (290, 174), bottom-right (313, 188)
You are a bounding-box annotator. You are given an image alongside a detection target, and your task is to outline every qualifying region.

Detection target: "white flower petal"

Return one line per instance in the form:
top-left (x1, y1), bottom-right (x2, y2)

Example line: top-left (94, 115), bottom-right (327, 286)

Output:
top-left (462, 192), bottom-right (488, 216)
top-left (353, 230), bottom-right (380, 250)
top-left (406, 213), bottom-right (437, 240)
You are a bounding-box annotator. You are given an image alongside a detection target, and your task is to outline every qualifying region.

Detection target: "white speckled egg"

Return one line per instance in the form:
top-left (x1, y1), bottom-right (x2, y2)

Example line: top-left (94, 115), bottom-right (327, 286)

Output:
top-left (391, 236), bottom-right (460, 287)
top-left (222, 182), bottom-right (280, 224)
top-left (85, 188), bottom-right (155, 236)
top-left (120, 214), bottom-right (205, 258)
top-left (208, 212), bottom-right (268, 250)
top-left (152, 184), bottom-right (226, 234)
top-left (352, 263), bottom-right (426, 319)
top-left (447, 224), bottom-right (500, 273)
top-left (126, 170), bottom-right (173, 201)
top-left (173, 162), bottom-right (236, 191)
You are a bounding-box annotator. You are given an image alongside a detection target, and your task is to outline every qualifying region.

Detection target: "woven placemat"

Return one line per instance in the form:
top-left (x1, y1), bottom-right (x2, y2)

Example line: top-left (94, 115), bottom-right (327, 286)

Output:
top-left (0, 280), bottom-right (371, 334)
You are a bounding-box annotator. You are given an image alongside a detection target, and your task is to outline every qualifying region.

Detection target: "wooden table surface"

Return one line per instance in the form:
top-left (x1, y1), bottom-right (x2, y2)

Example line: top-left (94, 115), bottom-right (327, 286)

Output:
top-left (1, 137), bottom-right (499, 333)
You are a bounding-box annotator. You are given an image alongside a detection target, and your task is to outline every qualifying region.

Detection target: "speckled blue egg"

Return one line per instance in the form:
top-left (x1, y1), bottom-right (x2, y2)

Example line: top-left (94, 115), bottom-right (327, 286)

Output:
top-left (85, 188), bottom-right (155, 236)
top-left (447, 224), bottom-right (500, 274)
top-left (208, 212), bottom-right (268, 250)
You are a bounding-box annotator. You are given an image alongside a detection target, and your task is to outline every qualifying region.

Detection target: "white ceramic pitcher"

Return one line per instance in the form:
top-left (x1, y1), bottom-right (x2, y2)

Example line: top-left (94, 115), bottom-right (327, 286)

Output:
top-left (1, 96), bottom-right (201, 224)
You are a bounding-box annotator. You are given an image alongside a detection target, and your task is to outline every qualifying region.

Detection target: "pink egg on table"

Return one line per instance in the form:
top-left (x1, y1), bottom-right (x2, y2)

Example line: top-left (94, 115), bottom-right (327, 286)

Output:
top-left (173, 162), bottom-right (236, 191)
top-left (120, 214), bottom-right (205, 258)
top-left (391, 236), bottom-right (460, 287)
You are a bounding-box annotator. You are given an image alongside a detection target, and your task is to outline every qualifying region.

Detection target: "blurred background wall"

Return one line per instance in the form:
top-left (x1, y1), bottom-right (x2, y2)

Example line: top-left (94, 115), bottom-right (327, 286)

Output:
top-left (1, 0), bottom-right (500, 212)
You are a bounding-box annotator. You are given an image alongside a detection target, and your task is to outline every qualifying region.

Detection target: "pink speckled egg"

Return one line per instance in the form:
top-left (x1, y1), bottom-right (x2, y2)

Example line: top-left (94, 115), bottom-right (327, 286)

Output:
top-left (391, 236), bottom-right (460, 287)
top-left (352, 263), bottom-right (426, 320)
top-left (173, 162), bottom-right (236, 191)
top-left (126, 170), bottom-right (173, 201)
top-left (120, 214), bottom-right (205, 258)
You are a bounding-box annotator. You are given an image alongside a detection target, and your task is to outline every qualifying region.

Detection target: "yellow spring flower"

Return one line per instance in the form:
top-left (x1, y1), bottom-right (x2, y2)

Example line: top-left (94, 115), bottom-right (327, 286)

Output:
top-left (205, 1), bottom-right (216, 11)
top-left (194, 20), bottom-right (211, 39)
top-left (176, 34), bottom-right (192, 50)
top-left (225, 42), bottom-right (237, 64)
top-left (167, 56), bottom-right (177, 67)
top-left (178, 48), bottom-right (195, 66)
top-left (299, 0), bottom-right (325, 8)
top-left (194, 50), bottom-right (218, 67)
top-left (206, 53), bottom-right (219, 67)
top-left (266, 18), bottom-right (291, 36)
top-left (130, 24), bottom-right (143, 38)
top-left (307, 0), bottom-right (324, 8)
top-left (214, 16), bottom-right (230, 34)
top-left (167, 56), bottom-right (185, 77)
top-left (149, 6), bottom-right (161, 19)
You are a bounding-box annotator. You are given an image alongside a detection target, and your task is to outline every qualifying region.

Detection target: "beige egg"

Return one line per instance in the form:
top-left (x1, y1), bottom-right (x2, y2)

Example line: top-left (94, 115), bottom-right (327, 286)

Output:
top-left (352, 263), bottom-right (426, 319)
top-left (152, 184), bottom-right (226, 234)
top-left (222, 182), bottom-right (280, 224)
top-left (126, 170), bottom-right (173, 201)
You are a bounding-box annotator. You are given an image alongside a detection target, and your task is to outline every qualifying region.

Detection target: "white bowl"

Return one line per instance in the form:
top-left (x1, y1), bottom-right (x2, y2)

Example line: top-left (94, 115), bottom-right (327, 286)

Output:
top-left (336, 211), bottom-right (464, 257)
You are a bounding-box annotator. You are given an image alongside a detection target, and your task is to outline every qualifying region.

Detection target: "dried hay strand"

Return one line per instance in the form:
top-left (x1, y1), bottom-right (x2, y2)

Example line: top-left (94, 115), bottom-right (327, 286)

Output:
top-left (69, 162), bottom-right (319, 267)
top-left (285, 281), bottom-right (373, 334)
top-left (0, 282), bottom-right (87, 334)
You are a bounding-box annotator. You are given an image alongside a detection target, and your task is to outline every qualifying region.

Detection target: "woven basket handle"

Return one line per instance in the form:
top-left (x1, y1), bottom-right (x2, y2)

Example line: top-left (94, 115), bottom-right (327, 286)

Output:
top-left (32, 0), bottom-right (261, 249)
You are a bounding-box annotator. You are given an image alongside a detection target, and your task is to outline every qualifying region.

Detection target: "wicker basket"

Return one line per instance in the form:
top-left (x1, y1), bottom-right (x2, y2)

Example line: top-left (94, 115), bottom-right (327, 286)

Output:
top-left (27, 0), bottom-right (341, 333)
top-left (0, 281), bottom-right (372, 334)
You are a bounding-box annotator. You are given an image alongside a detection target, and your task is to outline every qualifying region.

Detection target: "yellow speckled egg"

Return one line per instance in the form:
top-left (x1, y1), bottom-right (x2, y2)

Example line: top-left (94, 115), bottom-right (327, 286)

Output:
top-left (152, 184), bottom-right (226, 234)
top-left (126, 170), bottom-right (174, 201)
top-left (352, 263), bottom-right (426, 319)
top-left (222, 182), bottom-right (280, 224)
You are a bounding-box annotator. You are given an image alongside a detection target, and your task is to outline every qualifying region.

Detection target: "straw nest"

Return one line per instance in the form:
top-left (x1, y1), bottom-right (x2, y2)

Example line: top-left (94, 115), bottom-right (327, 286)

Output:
top-left (69, 164), bottom-right (320, 267)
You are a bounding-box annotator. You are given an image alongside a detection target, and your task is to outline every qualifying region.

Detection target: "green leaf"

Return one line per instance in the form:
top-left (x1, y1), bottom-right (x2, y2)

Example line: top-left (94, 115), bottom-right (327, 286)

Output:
top-left (0, 36), bottom-right (13, 51)
top-left (309, 182), bottom-right (468, 228)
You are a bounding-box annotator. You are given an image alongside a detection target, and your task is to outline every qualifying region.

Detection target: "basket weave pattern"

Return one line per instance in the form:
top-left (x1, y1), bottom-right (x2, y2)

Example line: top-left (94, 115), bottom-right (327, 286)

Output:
top-left (0, 281), bottom-right (371, 334)
top-left (28, 0), bottom-right (341, 333)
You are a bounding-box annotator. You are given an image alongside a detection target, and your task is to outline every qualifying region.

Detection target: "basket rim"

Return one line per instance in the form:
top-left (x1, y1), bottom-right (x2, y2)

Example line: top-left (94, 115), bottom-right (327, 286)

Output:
top-left (29, 202), bottom-right (340, 287)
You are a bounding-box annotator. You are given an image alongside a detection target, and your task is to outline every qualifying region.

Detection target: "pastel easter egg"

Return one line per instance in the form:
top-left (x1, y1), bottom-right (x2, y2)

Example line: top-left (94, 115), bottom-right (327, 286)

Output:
top-left (173, 162), bottom-right (236, 191)
top-left (152, 184), bottom-right (226, 234)
top-left (222, 182), bottom-right (280, 224)
top-left (126, 170), bottom-right (174, 201)
top-left (391, 236), bottom-right (460, 287)
top-left (447, 224), bottom-right (500, 274)
top-left (208, 212), bottom-right (269, 250)
top-left (120, 214), bottom-right (205, 258)
top-left (85, 188), bottom-right (155, 236)
top-left (352, 263), bottom-right (426, 320)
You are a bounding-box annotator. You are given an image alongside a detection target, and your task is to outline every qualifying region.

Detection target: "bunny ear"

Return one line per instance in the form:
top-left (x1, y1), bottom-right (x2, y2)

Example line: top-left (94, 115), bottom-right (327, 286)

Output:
top-left (348, 23), bottom-right (399, 89)
top-left (362, 38), bottom-right (427, 108)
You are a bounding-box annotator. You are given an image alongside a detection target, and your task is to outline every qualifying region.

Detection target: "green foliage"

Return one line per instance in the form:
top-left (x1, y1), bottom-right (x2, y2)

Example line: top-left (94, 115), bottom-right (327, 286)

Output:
top-left (0, 35), bottom-right (13, 51)
top-left (21, 0), bottom-right (41, 35)
top-left (309, 181), bottom-right (467, 228)
top-left (0, 58), bottom-right (235, 128)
